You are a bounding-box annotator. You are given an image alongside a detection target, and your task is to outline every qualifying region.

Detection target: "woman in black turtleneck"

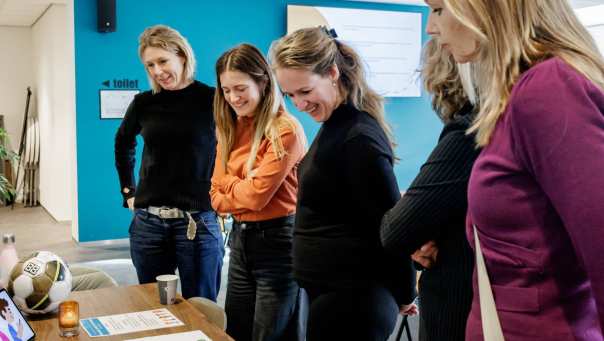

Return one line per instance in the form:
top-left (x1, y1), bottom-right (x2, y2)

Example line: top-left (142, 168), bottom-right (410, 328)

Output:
top-left (271, 27), bottom-right (416, 341)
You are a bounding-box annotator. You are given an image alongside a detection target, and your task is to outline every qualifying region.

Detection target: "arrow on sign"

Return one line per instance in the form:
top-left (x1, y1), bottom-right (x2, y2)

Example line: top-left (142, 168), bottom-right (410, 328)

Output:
top-left (102, 80), bottom-right (110, 87)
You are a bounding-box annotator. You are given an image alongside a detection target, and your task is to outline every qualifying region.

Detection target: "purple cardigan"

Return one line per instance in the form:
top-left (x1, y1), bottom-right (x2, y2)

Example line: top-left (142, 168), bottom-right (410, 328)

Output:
top-left (466, 58), bottom-right (604, 340)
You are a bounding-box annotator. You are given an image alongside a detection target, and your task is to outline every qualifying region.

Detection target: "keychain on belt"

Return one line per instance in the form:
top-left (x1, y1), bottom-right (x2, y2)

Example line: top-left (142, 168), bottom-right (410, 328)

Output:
top-left (185, 212), bottom-right (197, 240)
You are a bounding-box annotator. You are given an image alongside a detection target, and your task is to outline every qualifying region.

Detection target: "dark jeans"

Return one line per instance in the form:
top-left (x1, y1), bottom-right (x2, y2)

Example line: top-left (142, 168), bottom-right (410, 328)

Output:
top-left (129, 209), bottom-right (224, 300)
top-left (300, 282), bottom-right (399, 341)
top-left (225, 216), bottom-right (304, 341)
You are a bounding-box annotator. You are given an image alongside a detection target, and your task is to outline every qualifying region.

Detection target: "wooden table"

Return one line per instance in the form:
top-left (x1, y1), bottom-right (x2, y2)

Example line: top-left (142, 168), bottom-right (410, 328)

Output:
top-left (27, 284), bottom-right (233, 340)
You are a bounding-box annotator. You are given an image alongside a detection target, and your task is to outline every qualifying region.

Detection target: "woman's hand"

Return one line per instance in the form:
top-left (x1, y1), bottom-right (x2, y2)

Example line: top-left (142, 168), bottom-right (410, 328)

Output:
top-left (399, 303), bottom-right (418, 316)
top-left (411, 240), bottom-right (438, 269)
top-left (123, 188), bottom-right (135, 210)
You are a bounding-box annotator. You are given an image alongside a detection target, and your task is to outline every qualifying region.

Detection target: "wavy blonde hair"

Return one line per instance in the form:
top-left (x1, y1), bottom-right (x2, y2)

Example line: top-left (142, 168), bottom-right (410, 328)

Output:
top-left (421, 39), bottom-right (471, 122)
top-left (214, 43), bottom-right (300, 175)
top-left (270, 27), bottom-right (396, 149)
top-left (443, 0), bottom-right (604, 146)
top-left (138, 25), bottom-right (196, 94)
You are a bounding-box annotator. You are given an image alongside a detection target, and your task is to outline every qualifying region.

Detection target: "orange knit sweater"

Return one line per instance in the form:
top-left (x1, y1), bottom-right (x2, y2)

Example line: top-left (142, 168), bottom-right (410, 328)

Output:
top-left (210, 111), bottom-right (305, 222)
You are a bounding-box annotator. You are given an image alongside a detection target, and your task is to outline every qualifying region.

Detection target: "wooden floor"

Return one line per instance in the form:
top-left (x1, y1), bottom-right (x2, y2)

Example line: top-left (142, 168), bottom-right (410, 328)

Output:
top-left (0, 204), bottom-right (130, 263)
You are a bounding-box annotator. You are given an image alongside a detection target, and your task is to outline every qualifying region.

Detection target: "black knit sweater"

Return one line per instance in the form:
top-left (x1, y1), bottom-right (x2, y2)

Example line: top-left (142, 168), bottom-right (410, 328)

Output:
top-left (294, 103), bottom-right (416, 305)
top-left (114, 81), bottom-right (216, 211)
top-left (380, 105), bottom-right (479, 341)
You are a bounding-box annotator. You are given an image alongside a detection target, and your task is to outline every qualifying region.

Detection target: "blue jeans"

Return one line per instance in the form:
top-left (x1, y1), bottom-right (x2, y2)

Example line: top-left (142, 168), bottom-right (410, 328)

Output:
top-left (225, 217), bottom-right (305, 341)
top-left (129, 209), bottom-right (224, 300)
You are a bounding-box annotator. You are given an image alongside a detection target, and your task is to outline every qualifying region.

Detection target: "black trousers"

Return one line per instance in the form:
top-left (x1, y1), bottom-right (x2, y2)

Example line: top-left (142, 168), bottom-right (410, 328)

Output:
top-left (300, 281), bottom-right (399, 341)
top-left (225, 216), bottom-right (304, 341)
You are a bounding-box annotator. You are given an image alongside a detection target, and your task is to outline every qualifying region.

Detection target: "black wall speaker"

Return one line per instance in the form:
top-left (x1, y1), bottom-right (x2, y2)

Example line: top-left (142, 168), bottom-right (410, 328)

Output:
top-left (97, 0), bottom-right (116, 33)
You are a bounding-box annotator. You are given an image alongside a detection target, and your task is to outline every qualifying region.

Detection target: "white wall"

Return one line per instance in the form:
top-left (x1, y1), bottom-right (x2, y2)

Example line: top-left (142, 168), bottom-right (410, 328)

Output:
top-left (577, 5), bottom-right (604, 53)
top-left (67, 0), bottom-right (78, 240)
top-left (0, 27), bottom-right (33, 153)
top-left (31, 3), bottom-right (76, 226)
top-left (588, 25), bottom-right (604, 53)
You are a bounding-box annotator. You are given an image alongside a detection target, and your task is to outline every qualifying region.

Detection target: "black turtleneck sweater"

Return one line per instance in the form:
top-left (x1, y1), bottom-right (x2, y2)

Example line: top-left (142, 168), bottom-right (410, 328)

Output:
top-left (114, 80), bottom-right (216, 211)
top-left (293, 103), bottom-right (415, 305)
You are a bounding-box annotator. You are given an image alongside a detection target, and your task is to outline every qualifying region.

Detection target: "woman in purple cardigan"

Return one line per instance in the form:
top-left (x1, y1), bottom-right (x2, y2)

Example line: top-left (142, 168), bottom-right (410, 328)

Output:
top-left (424, 0), bottom-right (604, 340)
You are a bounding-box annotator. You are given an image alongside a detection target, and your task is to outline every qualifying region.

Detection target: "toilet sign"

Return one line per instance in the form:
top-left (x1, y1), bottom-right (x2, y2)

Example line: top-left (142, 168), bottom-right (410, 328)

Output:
top-left (101, 78), bottom-right (139, 89)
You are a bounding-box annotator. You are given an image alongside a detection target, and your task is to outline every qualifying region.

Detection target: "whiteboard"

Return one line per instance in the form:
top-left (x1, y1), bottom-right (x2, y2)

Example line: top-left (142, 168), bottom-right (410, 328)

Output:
top-left (287, 5), bottom-right (422, 97)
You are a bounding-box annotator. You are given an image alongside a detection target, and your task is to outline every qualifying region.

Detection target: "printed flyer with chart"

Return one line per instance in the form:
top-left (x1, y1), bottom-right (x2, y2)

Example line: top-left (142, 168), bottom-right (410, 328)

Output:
top-left (81, 308), bottom-right (184, 337)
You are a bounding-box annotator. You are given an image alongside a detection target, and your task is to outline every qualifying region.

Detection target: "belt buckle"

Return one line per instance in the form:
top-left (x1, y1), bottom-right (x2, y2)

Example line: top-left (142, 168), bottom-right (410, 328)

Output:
top-left (159, 207), bottom-right (180, 219)
top-left (240, 222), bottom-right (262, 231)
top-left (240, 222), bottom-right (257, 231)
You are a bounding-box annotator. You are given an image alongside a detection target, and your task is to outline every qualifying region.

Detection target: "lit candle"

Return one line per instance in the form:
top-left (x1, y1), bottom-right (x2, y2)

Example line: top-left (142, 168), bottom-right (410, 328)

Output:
top-left (58, 300), bottom-right (79, 337)
top-left (60, 311), bottom-right (77, 327)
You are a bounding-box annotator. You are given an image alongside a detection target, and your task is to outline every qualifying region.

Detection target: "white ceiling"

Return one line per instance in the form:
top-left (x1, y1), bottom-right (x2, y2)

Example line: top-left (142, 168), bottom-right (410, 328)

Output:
top-left (0, 0), bottom-right (603, 27)
top-left (0, 0), bottom-right (66, 27)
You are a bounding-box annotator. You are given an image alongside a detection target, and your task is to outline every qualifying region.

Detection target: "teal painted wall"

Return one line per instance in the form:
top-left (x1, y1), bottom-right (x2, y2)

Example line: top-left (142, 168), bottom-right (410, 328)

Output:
top-left (74, 0), bottom-right (439, 242)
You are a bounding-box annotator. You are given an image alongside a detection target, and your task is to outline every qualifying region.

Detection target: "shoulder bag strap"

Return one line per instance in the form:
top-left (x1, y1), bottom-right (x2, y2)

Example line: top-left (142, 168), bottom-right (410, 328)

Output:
top-left (473, 224), bottom-right (505, 341)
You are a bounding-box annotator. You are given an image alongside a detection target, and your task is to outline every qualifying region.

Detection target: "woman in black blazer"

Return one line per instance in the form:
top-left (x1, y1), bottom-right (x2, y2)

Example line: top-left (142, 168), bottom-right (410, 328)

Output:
top-left (380, 39), bottom-right (480, 341)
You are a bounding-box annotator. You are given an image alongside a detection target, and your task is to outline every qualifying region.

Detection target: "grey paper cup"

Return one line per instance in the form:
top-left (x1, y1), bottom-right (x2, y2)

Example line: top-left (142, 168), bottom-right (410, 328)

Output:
top-left (156, 274), bottom-right (178, 304)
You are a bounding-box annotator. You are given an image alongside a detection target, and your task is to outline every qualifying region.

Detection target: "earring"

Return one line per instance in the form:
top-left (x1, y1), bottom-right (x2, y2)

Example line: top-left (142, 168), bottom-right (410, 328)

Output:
top-left (332, 81), bottom-right (337, 87)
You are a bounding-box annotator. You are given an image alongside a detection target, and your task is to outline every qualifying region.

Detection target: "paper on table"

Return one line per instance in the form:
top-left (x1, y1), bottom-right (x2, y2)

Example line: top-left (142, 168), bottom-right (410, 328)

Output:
top-left (125, 330), bottom-right (212, 341)
top-left (80, 308), bottom-right (184, 337)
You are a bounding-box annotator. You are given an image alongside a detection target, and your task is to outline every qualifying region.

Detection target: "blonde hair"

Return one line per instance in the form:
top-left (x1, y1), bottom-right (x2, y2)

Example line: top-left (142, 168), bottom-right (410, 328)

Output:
top-left (443, 0), bottom-right (604, 146)
top-left (421, 39), bottom-right (470, 122)
top-left (270, 27), bottom-right (396, 149)
top-left (214, 43), bottom-right (301, 175)
top-left (138, 25), bottom-right (196, 94)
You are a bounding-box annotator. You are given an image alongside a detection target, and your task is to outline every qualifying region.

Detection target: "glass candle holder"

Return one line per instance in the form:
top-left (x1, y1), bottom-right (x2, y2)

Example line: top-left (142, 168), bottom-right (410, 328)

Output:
top-left (58, 300), bottom-right (79, 337)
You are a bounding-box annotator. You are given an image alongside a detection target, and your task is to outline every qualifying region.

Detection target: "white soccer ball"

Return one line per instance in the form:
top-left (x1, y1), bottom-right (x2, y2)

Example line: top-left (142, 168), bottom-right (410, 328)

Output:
top-left (7, 251), bottom-right (72, 314)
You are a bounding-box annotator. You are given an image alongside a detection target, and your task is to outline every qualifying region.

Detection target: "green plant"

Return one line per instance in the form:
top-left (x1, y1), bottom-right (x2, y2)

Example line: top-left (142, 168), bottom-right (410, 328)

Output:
top-left (0, 128), bottom-right (17, 201)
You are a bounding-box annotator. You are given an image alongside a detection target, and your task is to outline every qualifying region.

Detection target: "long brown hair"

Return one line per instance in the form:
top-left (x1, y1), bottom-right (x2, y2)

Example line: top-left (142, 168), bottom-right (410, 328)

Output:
top-left (444, 0), bottom-right (604, 146)
top-left (270, 27), bottom-right (396, 149)
top-left (214, 43), bottom-right (300, 175)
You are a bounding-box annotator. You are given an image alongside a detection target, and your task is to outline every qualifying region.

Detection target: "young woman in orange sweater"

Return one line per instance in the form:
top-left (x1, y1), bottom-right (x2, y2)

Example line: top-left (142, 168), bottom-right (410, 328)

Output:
top-left (210, 43), bottom-right (306, 341)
